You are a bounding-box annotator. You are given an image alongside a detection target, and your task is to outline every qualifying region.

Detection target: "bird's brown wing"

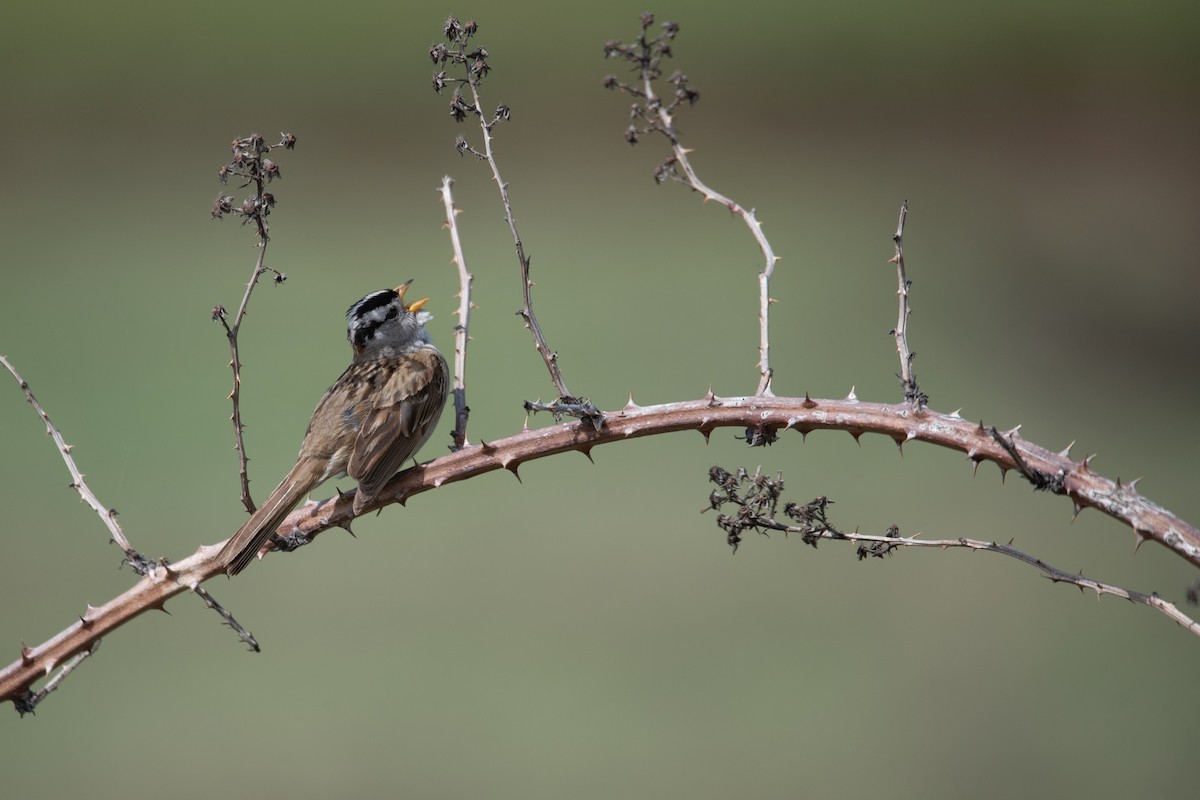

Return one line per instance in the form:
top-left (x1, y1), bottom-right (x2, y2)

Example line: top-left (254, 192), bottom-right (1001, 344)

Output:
top-left (347, 346), bottom-right (448, 512)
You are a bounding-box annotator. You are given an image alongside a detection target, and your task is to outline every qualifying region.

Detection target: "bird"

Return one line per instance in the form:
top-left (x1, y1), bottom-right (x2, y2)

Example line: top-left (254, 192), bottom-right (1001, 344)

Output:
top-left (218, 281), bottom-right (448, 575)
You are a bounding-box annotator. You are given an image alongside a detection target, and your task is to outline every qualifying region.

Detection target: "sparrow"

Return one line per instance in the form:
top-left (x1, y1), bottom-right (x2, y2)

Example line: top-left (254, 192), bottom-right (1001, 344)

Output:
top-left (219, 281), bottom-right (448, 575)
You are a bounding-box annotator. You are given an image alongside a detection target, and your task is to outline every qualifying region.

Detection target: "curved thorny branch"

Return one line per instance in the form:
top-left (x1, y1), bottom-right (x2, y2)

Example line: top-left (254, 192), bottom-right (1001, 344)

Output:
top-left (5, 392), bottom-right (1200, 706)
top-left (431, 17), bottom-right (601, 427)
top-left (604, 14), bottom-right (780, 396)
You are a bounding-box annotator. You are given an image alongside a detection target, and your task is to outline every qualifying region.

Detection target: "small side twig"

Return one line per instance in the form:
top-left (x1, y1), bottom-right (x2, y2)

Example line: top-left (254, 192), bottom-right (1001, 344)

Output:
top-left (192, 586), bottom-right (259, 652)
top-left (211, 132), bottom-right (296, 513)
top-left (604, 14), bottom-right (781, 396)
top-left (439, 175), bottom-right (474, 450)
top-left (1, 355), bottom-right (151, 574)
top-left (990, 426), bottom-right (1066, 493)
top-left (432, 19), bottom-right (599, 426)
top-left (12, 639), bottom-right (100, 717)
top-left (706, 465), bottom-right (1200, 637)
top-left (889, 200), bottom-right (926, 409)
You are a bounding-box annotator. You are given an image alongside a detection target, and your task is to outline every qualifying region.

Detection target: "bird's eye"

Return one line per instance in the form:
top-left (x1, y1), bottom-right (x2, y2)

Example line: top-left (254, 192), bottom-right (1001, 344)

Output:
top-left (385, 307), bottom-right (399, 321)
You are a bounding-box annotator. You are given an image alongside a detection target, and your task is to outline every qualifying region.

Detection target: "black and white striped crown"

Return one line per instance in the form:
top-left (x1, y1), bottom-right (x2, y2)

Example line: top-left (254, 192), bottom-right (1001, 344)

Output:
top-left (346, 288), bottom-right (402, 348)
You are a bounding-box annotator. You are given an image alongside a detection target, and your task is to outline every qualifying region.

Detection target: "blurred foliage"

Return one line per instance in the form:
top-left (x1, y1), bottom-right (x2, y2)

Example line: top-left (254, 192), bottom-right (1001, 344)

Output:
top-left (1, 1), bottom-right (1198, 798)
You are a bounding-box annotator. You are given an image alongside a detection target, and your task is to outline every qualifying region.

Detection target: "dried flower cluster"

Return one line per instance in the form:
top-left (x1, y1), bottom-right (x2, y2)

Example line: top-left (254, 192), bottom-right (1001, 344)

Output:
top-left (603, 13), bottom-right (698, 183)
top-left (707, 466), bottom-right (834, 551)
top-left (430, 17), bottom-right (507, 136)
top-left (211, 132), bottom-right (296, 236)
top-left (706, 465), bottom-right (906, 559)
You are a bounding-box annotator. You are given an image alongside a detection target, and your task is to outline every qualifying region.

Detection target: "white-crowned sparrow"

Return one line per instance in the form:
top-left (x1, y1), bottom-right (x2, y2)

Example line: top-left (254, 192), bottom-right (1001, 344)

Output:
top-left (219, 281), bottom-right (448, 575)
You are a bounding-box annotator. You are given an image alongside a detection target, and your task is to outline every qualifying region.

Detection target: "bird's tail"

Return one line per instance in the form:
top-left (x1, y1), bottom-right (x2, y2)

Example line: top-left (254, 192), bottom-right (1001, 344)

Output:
top-left (219, 460), bottom-right (322, 575)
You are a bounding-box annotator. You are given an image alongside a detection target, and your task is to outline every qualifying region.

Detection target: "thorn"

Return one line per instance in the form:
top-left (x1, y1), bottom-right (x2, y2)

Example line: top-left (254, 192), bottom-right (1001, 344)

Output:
top-left (1128, 477), bottom-right (1142, 491)
top-left (1004, 424), bottom-right (1022, 438)
top-left (845, 386), bottom-right (858, 401)
top-left (1072, 501), bottom-right (1083, 521)
top-left (506, 462), bottom-right (523, 482)
top-left (703, 384), bottom-right (715, 402)
top-left (338, 520), bottom-right (356, 537)
top-left (624, 391), bottom-right (639, 411)
top-left (21, 645), bottom-right (34, 666)
top-left (1080, 454), bottom-right (1095, 472)
top-left (998, 465), bottom-right (1009, 483)
top-left (802, 393), bottom-right (817, 409)
top-left (1132, 529), bottom-right (1149, 554)
top-left (976, 420), bottom-right (987, 435)
top-left (972, 460), bottom-right (981, 478)
top-left (1058, 441), bottom-right (1075, 459)
top-left (849, 430), bottom-right (862, 445)
top-left (395, 489), bottom-right (408, 507)
top-left (579, 445), bottom-right (595, 464)
top-left (948, 408), bottom-right (962, 419)
top-left (698, 427), bottom-right (712, 444)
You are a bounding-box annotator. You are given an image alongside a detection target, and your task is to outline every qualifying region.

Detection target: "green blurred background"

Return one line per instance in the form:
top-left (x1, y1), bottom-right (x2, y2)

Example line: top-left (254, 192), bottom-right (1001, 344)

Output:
top-left (2, 1), bottom-right (1198, 796)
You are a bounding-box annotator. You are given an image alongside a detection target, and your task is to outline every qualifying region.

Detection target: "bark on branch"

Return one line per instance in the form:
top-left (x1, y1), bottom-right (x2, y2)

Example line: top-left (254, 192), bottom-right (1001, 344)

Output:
top-left (4, 392), bottom-right (1197, 704)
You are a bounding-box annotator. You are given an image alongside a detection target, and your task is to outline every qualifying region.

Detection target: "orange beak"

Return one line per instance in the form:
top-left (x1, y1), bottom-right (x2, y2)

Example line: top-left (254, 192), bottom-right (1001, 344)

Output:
top-left (394, 280), bottom-right (429, 312)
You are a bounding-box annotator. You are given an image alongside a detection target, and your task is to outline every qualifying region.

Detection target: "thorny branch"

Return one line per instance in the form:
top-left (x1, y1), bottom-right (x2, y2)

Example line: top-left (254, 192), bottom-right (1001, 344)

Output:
top-left (439, 175), bottom-right (474, 450)
top-left (889, 200), bottom-right (926, 408)
top-left (0, 355), bottom-right (151, 574)
top-left (604, 13), bottom-right (781, 396)
top-left (210, 131), bottom-right (296, 513)
top-left (431, 18), bottom-right (601, 427)
top-left (11, 641), bottom-right (100, 718)
top-left (7, 391), bottom-right (1200, 707)
top-left (706, 465), bottom-right (1200, 636)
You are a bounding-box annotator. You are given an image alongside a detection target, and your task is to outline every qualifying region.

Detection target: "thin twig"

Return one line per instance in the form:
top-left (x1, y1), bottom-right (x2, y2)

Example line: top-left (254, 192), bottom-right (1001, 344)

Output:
top-left (433, 21), bottom-right (599, 424)
top-left (645, 103), bottom-right (779, 396)
top-left (606, 17), bottom-right (780, 396)
top-left (212, 133), bottom-right (294, 514)
top-left (439, 175), bottom-right (473, 450)
top-left (467, 79), bottom-right (578, 404)
top-left (12, 640), bottom-right (100, 717)
top-left (1, 355), bottom-right (150, 572)
top-left (889, 200), bottom-right (926, 408)
top-left (775, 521), bottom-right (1197, 636)
top-left (192, 586), bottom-right (259, 652)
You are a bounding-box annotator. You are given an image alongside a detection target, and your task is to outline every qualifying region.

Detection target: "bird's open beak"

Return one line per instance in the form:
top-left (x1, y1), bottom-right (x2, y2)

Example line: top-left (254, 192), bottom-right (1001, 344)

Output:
top-left (394, 280), bottom-right (429, 312)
